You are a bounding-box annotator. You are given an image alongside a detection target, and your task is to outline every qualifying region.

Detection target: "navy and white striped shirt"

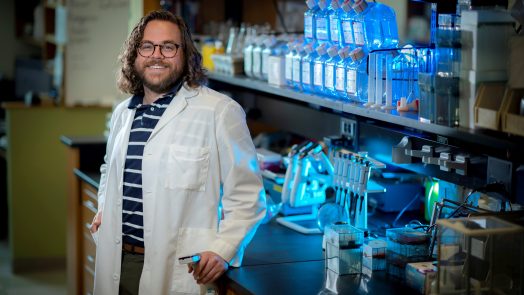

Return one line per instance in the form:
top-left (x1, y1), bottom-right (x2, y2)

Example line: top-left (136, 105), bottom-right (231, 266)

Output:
top-left (122, 81), bottom-right (183, 247)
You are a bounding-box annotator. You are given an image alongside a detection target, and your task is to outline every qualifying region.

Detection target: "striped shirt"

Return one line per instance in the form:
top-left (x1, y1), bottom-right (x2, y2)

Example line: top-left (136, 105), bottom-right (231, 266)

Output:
top-left (122, 81), bottom-right (183, 247)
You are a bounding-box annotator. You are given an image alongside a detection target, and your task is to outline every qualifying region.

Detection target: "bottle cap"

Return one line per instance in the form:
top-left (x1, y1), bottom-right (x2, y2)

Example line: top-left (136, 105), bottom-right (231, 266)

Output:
top-left (316, 43), bottom-right (328, 55)
top-left (352, 0), bottom-right (368, 14)
top-left (341, 0), bottom-right (353, 12)
top-left (304, 43), bottom-right (314, 54)
top-left (318, 0), bottom-right (328, 10)
top-left (349, 47), bottom-right (365, 61)
top-left (331, 0), bottom-right (340, 10)
top-left (306, 0), bottom-right (317, 10)
top-left (338, 46), bottom-right (350, 59)
top-left (327, 45), bottom-right (339, 57)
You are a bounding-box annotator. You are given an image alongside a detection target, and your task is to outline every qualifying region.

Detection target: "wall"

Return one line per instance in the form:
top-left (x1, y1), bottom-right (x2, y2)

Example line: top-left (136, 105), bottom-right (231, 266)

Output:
top-left (5, 106), bottom-right (108, 272)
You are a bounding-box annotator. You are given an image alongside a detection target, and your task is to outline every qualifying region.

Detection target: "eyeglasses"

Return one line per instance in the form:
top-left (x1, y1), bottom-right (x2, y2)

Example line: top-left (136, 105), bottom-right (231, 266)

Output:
top-left (138, 42), bottom-right (182, 58)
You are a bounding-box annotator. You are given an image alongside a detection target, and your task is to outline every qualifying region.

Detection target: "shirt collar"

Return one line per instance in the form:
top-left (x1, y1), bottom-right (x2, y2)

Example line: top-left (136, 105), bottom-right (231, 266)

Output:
top-left (128, 79), bottom-right (184, 109)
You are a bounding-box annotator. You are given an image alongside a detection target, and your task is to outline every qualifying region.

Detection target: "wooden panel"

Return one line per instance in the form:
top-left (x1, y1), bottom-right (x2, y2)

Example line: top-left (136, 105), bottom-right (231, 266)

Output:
top-left (66, 147), bottom-right (82, 295)
top-left (143, 0), bottom-right (161, 15)
top-left (83, 265), bottom-right (95, 295)
top-left (242, 0), bottom-right (276, 27)
top-left (83, 231), bottom-right (96, 278)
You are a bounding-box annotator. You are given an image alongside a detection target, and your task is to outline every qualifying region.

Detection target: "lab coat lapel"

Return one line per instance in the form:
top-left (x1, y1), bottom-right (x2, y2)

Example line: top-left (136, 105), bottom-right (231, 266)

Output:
top-left (147, 84), bottom-right (198, 143)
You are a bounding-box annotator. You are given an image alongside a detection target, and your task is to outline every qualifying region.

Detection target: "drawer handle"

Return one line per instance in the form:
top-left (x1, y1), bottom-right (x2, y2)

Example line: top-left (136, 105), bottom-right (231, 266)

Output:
top-left (87, 255), bottom-right (95, 264)
top-left (83, 188), bottom-right (98, 201)
top-left (83, 200), bottom-right (97, 214)
top-left (85, 222), bottom-right (91, 230)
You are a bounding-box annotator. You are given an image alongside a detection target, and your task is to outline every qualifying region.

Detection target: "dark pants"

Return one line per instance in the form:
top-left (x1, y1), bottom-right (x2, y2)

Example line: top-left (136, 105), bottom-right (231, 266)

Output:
top-left (119, 251), bottom-right (144, 295)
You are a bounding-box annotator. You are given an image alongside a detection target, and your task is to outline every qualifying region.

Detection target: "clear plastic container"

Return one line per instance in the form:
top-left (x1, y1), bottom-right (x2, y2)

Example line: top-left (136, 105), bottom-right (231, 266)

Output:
top-left (325, 224), bottom-right (364, 275)
top-left (292, 44), bottom-right (306, 90)
top-left (243, 28), bottom-right (256, 78)
top-left (323, 45), bottom-right (341, 97)
top-left (313, 43), bottom-right (329, 95)
top-left (340, 0), bottom-right (356, 50)
top-left (363, 239), bottom-right (387, 271)
top-left (301, 43), bottom-right (318, 93)
top-left (262, 36), bottom-right (277, 81)
top-left (436, 217), bottom-right (524, 294)
top-left (315, 0), bottom-right (330, 44)
top-left (346, 47), bottom-right (367, 103)
top-left (351, 0), bottom-right (398, 50)
top-left (335, 46), bottom-right (351, 99)
top-left (285, 42), bottom-right (296, 88)
top-left (386, 227), bottom-right (430, 257)
top-left (304, 0), bottom-right (319, 43)
top-left (328, 0), bottom-right (342, 46)
top-left (251, 36), bottom-right (266, 80)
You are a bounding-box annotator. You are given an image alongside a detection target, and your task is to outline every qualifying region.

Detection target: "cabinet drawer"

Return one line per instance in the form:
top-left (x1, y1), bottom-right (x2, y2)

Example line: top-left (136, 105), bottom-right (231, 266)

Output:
top-left (82, 201), bottom-right (97, 234)
top-left (83, 233), bottom-right (96, 272)
top-left (81, 183), bottom-right (98, 203)
top-left (83, 264), bottom-right (95, 295)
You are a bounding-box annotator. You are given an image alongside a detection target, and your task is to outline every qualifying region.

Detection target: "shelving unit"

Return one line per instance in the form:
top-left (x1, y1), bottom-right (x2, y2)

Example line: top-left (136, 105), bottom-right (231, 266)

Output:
top-left (208, 73), bottom-right (523, 154)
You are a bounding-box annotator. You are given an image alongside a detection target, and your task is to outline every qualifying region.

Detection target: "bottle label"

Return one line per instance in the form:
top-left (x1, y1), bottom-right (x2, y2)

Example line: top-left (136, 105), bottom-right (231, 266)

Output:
top-left (330, 17), bottom-right (339, 42)
top-left (335, 66), bottom-right (345, 91)
top-left (285, 55), bottom-right (293, 81)
top-left (346, 69), bottom-right (357, 95)
top-left (314, 62), bottom-right (323, 86)
top-left (352, 21), bottom-right (365, 46)
top-left (305, 15), bottom-right (313, 39)
top-left (325, 64), bottom-right (334, 89)
top-left (316, 17), bottom-right (329, 41)
top-left (341, 20), bottom-right (354, 45)
top-left (292, 58), bottom-right (301, 82)
top-left (302, 61), bottom-right (311, 85)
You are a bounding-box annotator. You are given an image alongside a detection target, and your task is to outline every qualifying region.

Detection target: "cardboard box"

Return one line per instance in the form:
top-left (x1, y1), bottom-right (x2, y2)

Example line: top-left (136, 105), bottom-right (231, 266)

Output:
top-left (474, 83), bottom-right (506, 130)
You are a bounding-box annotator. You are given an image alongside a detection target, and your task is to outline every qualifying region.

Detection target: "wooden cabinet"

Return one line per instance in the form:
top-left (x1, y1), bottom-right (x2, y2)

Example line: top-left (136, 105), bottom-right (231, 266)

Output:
top-left (80, 181), bottom-right (98, 295)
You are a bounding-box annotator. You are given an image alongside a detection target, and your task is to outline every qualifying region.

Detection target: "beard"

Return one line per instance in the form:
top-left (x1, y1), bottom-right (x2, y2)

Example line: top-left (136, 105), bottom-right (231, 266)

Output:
top-left (135, 61), bottom-right (183, 94)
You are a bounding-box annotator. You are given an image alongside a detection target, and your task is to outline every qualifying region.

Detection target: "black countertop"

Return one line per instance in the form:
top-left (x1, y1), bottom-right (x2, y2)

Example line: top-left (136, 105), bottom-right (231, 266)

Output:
top-left (74, 170), bottom-right (420, 295)
top-left (60, 135), bottom-right (106, 147)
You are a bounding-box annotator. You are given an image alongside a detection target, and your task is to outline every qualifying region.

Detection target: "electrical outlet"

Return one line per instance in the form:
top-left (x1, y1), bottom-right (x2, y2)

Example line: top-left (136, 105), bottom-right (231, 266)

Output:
top-left (340, 118), bottom-right (356, 138)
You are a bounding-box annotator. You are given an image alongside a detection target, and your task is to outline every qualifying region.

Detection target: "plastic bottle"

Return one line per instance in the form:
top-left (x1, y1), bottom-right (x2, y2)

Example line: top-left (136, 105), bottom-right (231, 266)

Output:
top-left (262, 36), bottom-right (277, 81)
top-left (313, 43), bottom-right (329, 95)
top-left (315, 0), bottom-right (330, 45)
top-left (292, 44), bottom-right (306, 90)
top-left (339, 0), bottom-right (356, 50)
top-left (346, 47), bottom-right (368, 103)
top-left (323, 45), bottom-right (340, 97)
top-left (328, 0), bottom-right (342, 46)
top-left (301, 43), bottom-right (318, 93)
top-left (252, 35), bottom-right (267, 80)
top-left (335, 47), bottom-right (351, 99)
top-left (304, 0), bottom-right (319, 44)
top-left (285, 42), bottom-right (296, 88)
top-left (352, 0), bottom-right (398, 50)
top-left (243, 28), bottom-right (256, 78)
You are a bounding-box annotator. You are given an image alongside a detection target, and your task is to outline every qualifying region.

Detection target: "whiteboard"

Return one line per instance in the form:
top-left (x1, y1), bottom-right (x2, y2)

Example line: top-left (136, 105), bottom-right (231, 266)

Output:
top-left (65, 0), bottom-right (130, 106)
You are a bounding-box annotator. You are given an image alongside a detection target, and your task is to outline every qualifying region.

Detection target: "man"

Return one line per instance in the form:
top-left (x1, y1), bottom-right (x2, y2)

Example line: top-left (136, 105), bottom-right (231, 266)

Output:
top-left (90, 10), bottom-right (266, 295)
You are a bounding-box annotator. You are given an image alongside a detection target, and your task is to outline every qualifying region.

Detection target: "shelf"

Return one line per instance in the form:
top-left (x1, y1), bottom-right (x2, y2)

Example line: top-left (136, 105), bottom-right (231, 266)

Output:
top-left (208, 72), bottom-right (521, 151)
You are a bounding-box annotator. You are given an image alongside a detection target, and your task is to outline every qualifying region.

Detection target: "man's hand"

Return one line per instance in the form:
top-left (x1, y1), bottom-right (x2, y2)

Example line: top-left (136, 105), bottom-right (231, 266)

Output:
top-left (187, 251), bottom-right (228, 285)
top-left (90, 211), bottom-right (103, 233)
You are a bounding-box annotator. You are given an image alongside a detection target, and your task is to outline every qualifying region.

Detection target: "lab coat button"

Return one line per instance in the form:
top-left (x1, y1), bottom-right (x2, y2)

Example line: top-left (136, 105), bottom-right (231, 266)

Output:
top-left (115, 238), bottom-right (120, 244)
top-left (113, 274), bottom-right (119, 280)
top-left (116, 200), bottom-right (122, 206)
top-left (150, 107), bottom-right (154, 111)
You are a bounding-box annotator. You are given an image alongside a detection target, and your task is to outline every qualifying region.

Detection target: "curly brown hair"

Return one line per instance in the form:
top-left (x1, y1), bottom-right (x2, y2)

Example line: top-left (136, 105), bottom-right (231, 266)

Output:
top-left (117, 10), bottom-right (207, 94)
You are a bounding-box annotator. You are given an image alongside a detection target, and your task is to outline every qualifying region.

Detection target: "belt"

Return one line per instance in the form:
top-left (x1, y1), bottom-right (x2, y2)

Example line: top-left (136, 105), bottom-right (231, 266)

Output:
top-left (122, 243), bottom-right (145, 254)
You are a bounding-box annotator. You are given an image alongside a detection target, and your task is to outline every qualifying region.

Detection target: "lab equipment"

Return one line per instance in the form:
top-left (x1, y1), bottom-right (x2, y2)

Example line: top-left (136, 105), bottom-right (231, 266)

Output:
top-left (304, 0), bottom-right (319, 44)
top-left (325, 223), bottom-right (364, 275)
top-left (339, 1), bottom-right (357, 50)
top-left (313, 43), bottom-right (329, 95)
top-left (178, 254), bottom-right (201, 264)
top-left (363, 239), bottom-right (387, 271)
top-left (351, 0), bottom-right (398, 50)
top-left (346, 47), bottom-right (367, 103)
top-left (328, 0), bottom-right (342, 45)
top-left (386, 227), bottom-right (431, 281)
top-left (315, 0), bottom-right (331, 44)
top-left (436, 217), bottom-right (524, 295)
top-left (277, 141), bottom-right (334, 234)
top-left (301, 43), bottom-right (318, 93)
top-left (323, 45), bottom-right (341, 97)
top-left (405, 261), bottom-right (437, 294)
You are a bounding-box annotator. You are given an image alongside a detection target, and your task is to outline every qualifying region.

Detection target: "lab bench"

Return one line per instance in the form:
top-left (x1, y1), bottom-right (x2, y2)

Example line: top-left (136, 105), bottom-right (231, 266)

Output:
top-left (71, 165), bottom-right (420, 295)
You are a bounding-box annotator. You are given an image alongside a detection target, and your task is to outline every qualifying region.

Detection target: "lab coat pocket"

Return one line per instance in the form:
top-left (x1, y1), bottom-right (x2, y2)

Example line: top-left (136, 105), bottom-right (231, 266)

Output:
top-left (166, 145), bottom-right (210, 191)
top-left (172, 227), bottom-right (217, 294)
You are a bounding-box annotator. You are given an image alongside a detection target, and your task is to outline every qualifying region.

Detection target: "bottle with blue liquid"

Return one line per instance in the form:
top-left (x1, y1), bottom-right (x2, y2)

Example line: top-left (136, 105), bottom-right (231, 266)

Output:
top-left (315, 0), bottom-right (330, 45)
top-left (323, 45), bottom-right (340, 97)
top-left (304, 0), bottom-right (319, 44)
top-left (335, 47), bottom-right (351, 99)
top-left (313, 43), bottom-right (329, 95)
top-left (301, 43), bottom-right (318, 93)
top-left (328, 0), bottom-right (342, 46)
top-left (351, 0), bottom-right (398, 50)
top-left (340, 0), bottom-right (356, 50)
top-left (262, 36), bottom-right (278, 81)
top-left (346, 47), bottom-right (368, 103)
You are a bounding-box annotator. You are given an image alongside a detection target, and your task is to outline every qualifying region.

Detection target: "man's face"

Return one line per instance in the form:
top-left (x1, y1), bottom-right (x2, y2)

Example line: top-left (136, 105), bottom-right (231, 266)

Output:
top-left (134, 20), bottom-right (185, 94)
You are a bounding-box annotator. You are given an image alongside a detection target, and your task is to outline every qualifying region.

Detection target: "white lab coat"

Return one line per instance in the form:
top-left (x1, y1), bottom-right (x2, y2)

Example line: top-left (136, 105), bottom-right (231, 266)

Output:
top-left (93, 83), bottom-right (266, 295)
